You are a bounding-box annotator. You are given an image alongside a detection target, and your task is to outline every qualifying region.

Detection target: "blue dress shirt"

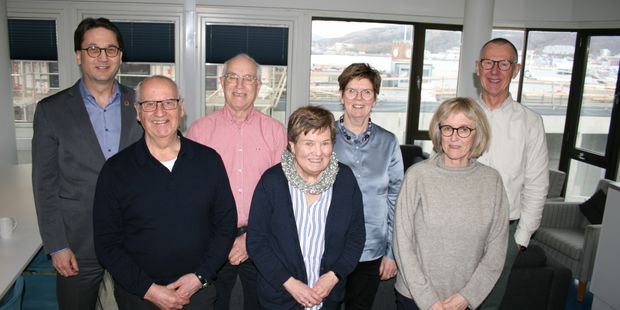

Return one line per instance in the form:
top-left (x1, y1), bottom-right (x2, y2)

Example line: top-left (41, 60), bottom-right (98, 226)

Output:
top-left (79, 80), bottom-right (122, 159)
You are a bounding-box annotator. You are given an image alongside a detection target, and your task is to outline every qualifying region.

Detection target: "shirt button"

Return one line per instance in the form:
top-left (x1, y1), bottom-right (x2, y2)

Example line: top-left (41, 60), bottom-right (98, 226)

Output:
top-left (105, 128), bottom-right (109, 132)
top-left (107, 149), bottom-right (111, 152)
top-left (238, 169), bottom-right (242, 173)
top-left (238, 188), bottom-right (243, 192)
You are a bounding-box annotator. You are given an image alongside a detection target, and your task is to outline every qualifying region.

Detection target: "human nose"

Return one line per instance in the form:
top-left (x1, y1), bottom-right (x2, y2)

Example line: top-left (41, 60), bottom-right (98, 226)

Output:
top-left (489, 61), bottom-right (501, 73)
top-left (232, 77), bottom-right (244, 88)
top-left (353, 90), bottom-right (364, 99)
top-left (449, 129), bottom-right (460, 141)
top-left (97, 49), bottom-right (109, 60)
top-left (153, 102), bottom-right (167, 114)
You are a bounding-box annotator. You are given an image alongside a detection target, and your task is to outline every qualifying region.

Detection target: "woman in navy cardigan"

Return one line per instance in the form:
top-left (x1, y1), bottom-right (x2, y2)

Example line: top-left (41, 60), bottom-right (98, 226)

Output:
top-left (247, 106), bottom-right (366, 309)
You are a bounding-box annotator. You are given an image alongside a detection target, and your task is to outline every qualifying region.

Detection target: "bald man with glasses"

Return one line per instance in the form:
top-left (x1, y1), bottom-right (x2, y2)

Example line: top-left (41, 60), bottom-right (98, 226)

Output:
top-left (31, 17), bottom-right (143, 310)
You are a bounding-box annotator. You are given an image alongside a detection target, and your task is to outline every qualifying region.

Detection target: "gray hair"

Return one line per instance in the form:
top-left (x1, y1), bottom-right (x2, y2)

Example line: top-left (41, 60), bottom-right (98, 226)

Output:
top-left (222, 53), bottom-right (262, 79)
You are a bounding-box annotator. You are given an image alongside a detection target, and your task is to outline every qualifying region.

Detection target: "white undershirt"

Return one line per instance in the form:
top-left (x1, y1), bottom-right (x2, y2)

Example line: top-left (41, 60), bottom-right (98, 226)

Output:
top-left (160, 157), bottom-right (177, 172)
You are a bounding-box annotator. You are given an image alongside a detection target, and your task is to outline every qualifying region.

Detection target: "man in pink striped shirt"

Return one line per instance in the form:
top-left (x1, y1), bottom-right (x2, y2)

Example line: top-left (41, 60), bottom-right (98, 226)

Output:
top-left (187, 54), bottom-right (287, 310)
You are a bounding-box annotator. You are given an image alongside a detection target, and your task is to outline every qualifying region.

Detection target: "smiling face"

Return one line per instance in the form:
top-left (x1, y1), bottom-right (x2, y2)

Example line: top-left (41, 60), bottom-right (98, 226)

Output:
top-left (440, 112), bottom-right (476, 168)
top-left (341, 77), bottom-right (376, 122)
top-left (476, 42), bottom-right (521, 103)
top-left (135, 78), bottom-right (184, 143)
top-left (76, 27), bottom-right (122, 87)
top-left (221, 55), bottom-right (261, 115)
top-left (289, 128), bottom-right (334, 184)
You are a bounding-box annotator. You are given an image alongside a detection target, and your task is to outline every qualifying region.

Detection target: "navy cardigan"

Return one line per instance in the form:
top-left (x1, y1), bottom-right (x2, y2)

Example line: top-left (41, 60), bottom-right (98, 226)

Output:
top-left (247, 163), bottom-right (365, 309)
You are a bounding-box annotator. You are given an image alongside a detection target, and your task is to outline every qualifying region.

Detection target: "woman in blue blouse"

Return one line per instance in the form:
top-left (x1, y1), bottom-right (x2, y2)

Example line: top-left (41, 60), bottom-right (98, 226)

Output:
top-left (247, 106), bottom-right (365, 309)
top-left (333, 63), bottom-right (405, 309)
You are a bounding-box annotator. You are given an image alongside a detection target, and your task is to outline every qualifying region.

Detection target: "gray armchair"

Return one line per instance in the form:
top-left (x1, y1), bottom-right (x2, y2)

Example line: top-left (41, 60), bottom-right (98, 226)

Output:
top-left (531, 178), bottom-right (613, 302)
top-left (547, 169), bottom-right (566, 201)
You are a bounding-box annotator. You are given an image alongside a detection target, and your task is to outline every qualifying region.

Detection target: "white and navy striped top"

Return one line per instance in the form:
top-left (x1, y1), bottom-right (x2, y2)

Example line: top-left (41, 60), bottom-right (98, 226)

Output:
top-left (289, 183), bottom-right (333, 310)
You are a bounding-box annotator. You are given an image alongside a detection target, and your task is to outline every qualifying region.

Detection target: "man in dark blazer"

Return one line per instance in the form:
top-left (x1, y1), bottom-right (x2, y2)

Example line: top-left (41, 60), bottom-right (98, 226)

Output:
top-left (31, 17), bottom-right (142, 309)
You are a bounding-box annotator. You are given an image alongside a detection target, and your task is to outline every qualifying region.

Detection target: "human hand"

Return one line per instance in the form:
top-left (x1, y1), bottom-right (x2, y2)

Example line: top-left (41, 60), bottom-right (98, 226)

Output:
top-left (166, 273), bottom-right (202, 299)
top-left (379, 256), bottom-right (398, 280)
top-left (312, 271), bottom-right (339, 299)
top-left (144, 283), bottom-right (189, 310)
top-left (228, 233), bottom-right (249, 266)
top-left (283, 277), bottom-right (322, 308)
top-left (429, 300), bottom-right (447, 310)
top-left (51, 249), bottom-right (79, 277)
top-left (441, 293), bottom-right (469, 310)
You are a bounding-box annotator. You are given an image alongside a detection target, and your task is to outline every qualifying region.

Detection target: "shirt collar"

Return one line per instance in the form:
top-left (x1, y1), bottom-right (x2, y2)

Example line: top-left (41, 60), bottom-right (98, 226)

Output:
top-left (478, 93), bottom-right (515, 113)
top-left (135, 131), bottom-right (194, 166)
top-left (336, 115), bottom-right (373, 145)
top-left (222, 104), bottom-right (257, 125)
top-left (79, 79), bottom-right (120, 109)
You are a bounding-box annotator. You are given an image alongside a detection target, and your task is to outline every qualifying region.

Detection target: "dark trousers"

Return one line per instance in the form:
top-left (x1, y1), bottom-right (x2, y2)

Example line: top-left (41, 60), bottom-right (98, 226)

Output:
top-left (479, 220), bottom-right (519, 309)
top-left (344, 257), bottom-right (382, 310)
top-left (114, 280), bottom-right (215, 310)
top-left (56, 257), bottom-right (104, 310)
top-left (214, 260), bottom-right (259, 310)
top-left (396, 291), bottom-right (421, 310)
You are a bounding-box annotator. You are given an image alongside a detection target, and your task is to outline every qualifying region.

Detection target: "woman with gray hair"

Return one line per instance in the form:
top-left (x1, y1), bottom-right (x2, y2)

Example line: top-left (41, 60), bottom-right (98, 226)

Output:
top-left (393, 97), bottom-right (509, 310)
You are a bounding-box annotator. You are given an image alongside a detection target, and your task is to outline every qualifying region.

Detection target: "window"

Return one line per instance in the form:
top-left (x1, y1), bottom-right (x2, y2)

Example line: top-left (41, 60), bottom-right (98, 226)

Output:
top-left (114, 21), bottom-right (176, 88)
top-left (310, 19), bottom-right (415, 144)
top-left (499, 30), bottom-right (576, 171)
top-left (563, 32), bottom-right (620, 199)
top-left (204, 24), bottom-right (289, 123)
top-left (8, 19), bottom-right (59, 123)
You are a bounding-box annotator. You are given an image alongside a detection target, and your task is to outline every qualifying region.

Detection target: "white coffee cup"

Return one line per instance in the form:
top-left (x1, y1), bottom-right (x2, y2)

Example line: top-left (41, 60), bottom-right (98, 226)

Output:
top-left (0, 217), bottom-right (17, 239)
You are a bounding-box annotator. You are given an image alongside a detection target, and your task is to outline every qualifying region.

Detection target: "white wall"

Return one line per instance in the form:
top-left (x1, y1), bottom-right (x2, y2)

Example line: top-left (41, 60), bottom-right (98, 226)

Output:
top-left (1, 0), bottom-right (18, 166)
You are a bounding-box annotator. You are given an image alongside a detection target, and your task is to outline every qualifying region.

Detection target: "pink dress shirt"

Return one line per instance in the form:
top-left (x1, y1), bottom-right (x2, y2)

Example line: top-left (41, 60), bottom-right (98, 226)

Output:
top-left (187, 106), bottom-right (287, 227)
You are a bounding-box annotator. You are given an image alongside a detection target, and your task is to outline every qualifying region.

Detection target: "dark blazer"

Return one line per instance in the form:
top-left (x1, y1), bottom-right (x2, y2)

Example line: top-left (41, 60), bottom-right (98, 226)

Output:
top-left (32, 80), bottom-right (143, 259)
top-left (247, 163), bottom-right (366, 310)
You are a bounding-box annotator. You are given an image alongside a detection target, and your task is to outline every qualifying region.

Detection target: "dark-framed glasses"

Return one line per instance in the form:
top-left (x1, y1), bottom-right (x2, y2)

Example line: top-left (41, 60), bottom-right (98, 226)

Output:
top-left (222, 73), bottom-right (258, 85)
top-left (137, 98), bottom-right (180, 112)
top-left (343, 88), bottom-right (375, 100)
top-left (80, 45), bottom-right (121, 58)
top-left (439, 125), bottom-right (475, 138)
top-left (479, 59), bottom-right (514, 71)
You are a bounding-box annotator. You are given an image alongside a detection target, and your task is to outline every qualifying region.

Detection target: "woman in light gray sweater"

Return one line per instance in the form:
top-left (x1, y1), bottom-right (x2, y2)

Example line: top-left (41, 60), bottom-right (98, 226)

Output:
top-left (393, 97), bottom-right (509, 310)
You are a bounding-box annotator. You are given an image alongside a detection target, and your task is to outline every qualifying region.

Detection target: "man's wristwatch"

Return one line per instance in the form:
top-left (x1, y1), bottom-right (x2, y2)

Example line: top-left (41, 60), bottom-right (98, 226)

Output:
top-left (195, 273), bottom-right (208, 288)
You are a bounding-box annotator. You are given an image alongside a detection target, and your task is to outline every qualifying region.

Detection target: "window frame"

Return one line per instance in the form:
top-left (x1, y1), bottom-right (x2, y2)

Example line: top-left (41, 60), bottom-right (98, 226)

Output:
top-left (196, 7), bottom-right (301, 121)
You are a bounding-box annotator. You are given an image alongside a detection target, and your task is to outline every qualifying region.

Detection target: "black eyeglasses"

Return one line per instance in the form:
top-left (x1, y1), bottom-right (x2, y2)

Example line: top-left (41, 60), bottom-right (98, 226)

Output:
top-left (80, 46), bottom-right (121, 58)
top-left (439, 125), bottom-right (476, 138)
top-left (137, 98), bottom-right (180, 112)
top-left (479, 59), bottom-right (514, 71)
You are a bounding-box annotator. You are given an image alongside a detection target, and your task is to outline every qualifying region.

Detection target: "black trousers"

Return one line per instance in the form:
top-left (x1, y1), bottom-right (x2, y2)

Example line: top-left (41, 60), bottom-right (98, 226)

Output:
top-left (344, 257), bottom-right (383, 310)
top-left (214, 260), bottom-right (259, 310)
top-left (56, 257), bottom-right (104, 310)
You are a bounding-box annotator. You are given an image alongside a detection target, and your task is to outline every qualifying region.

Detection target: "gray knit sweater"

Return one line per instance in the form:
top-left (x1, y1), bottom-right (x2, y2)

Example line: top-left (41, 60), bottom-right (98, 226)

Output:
top-left (394, 155), bottom-right (509, 309)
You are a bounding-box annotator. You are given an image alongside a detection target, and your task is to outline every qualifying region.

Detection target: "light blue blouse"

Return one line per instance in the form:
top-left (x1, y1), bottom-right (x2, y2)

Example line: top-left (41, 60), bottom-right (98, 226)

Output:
top-left (334, 119), bottom-right (404, 261)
